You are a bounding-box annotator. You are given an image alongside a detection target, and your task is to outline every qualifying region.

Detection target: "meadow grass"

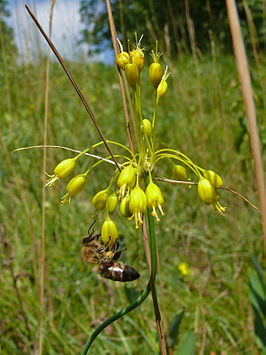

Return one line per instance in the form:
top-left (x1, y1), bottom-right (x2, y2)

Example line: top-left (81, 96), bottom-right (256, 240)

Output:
top-left (0, 49), bottom-right (265, 354)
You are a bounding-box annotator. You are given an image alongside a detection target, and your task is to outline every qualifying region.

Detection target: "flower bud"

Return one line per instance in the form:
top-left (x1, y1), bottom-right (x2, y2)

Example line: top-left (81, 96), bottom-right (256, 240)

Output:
top-left (157, 79), bottom-right (167, 98)
top-left (142, 119), bottom-right (152, 137)
top-left (92, 189), bottom-right (109, 211)
top-left (120, 193), bottom-right (131, 217)
top-left (172, 165), bottom-right (188, 181)
top-left (129, 184), bottom-right (147, 229)
top-left (203, 170), bottom-right (223, 189)
top-left (149, 62), bottom-right (163, 88)
top-left (197, 178), bottom-right (216, 205)
top-left (116, 51), bottom-right (130, 70)
top-left (101, 217), bottom-right (118, 246)
top-left (61, 174), bottom-right (86, 204)
top-left (145, 181), bottom-right (165, 221)
top-left (117, 165), bottom-right (136, 199)
top-left (106, 193), bottom-right (119, 214)
top-left (130, 48), bottom-right (144, 72)
top-left (125, 63), bottom-right (139, 87)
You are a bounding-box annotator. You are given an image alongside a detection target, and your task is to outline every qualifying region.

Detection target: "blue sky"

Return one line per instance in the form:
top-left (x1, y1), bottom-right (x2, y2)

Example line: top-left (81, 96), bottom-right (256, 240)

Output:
top-left (6, 0), bottom-right (114, 63)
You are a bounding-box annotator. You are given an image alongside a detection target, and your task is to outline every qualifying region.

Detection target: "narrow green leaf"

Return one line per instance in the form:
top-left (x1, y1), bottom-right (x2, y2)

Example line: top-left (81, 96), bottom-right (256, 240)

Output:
top-left (250, 254), bottom-right (263, 280)
top-left (252, 305), bottom-right (266, 349)
top-left (169, 309), bottom-right (185, 347)
top-left (178, 331), bottom-right (196, 355)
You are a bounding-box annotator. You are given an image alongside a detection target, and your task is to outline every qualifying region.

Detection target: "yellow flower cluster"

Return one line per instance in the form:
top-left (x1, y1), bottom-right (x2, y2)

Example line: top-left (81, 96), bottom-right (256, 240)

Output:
top-left (45, 35), bottom-right (227, 252)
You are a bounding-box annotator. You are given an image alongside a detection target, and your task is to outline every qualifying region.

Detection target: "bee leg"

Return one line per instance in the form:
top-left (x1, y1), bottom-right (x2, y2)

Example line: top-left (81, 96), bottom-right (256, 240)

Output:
top-left (113, 248), bottom-right (127, 261)
top-left (88, 220), bottom-right (97, 234)
top-left (82, 232), bottom-right (101, 245)
top-left (111, 241), bottom-right (118, 253)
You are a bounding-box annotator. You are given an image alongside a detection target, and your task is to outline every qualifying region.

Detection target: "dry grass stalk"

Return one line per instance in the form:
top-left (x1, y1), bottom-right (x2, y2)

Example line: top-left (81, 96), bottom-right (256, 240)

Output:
top-left (39, 1), bottom-right (56, 354)
top-left (225, 0), bottom-right (266, 254)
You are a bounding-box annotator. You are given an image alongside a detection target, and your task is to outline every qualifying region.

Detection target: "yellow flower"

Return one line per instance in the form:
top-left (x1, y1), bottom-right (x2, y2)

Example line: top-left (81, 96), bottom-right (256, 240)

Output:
top-left (116, 51), bottom-right (130, 70)
top-left (129, 182), bottom-right (147, 229)
top-left (101, 217), bottom-right (118, 246)
top-left (92, 189), bottom-right (109, 211)
top-left (198, 177), bottom-right (226, 215)
top-left (125, 63), bottom-right (139, 87)
top-left (145, 181), bottom-right (165, 221)
top-left (149, 62), bottom-right (163, 88)
top-left (157, 66), bottom-right (170, 98)
top-left (142, 118), bottom-right (152, 137)
top-left (203, 169), bottom-right (223, 189)
top-left (178, 262), bottom-right (189, 276)
top-left (61, 173), bottom-right (86, 204)
top-left (46, 158), bottom-right (75, 187)
top-left (117, 165), bottom-right (136, 199)
top-left (106, 193), bottom-right (119, 214)
top-left (130, 48), bottom-right (144, 72)
top-left (120, 193), bottom-right (131, 217)
top-left (172, 165), bottom-right (188, 181)
top-left (197, 177), bottom-right (216, 205)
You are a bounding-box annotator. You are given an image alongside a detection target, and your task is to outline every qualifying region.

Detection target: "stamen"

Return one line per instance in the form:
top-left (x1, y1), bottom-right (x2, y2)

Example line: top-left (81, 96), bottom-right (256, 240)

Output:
top-left (117, 37), bottom-right (123, 53)
top-left (138, 34), bottom-right (144, 48)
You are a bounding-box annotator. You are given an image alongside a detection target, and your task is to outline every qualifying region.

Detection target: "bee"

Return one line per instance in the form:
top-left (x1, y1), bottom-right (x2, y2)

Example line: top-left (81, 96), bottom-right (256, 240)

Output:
top-left (82, 222), bottom-right (140, 282)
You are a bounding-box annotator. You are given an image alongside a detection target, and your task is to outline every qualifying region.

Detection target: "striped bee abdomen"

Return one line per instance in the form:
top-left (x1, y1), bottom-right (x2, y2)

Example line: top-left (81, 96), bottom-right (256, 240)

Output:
top-left (98, 262), bottom-right (140, 282)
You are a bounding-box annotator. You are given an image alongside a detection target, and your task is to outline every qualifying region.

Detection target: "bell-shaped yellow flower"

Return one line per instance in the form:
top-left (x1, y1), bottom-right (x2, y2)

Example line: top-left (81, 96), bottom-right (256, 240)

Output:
top-left (149, 62), bottom-right (163, 88)
top-left (125, 63), bottom-right (139, 87)
top-left (61, 173), bottom-right (86, 204)
top-left (197, 177), bottom-right (216, 205)
top-left (92, 189), bottom-right (109, 211)
top-left (203, 170), bottom-right (223, 189)
top-left (145, 181), bottom-right (165, 221)
top-left (142, 118), bottom-right (152, 137)
top-left (120, 193), bottom-right (131, 217)
top-left (157, 66), bottom-right (170, 98)
top-left (172, 164), bottom-right (188, 181)
top-left (130, 48), bottom-right (144, 72)
top-left (117, 165), bottom-right (136, 199)
top-left (46, 158), bottom-right (76, 187)
top-left (101, 216), bottom-right (118, 246)
top-left (106, 193), bottom-right (119, 214)
top-left (129, 183), bottom-right (147, 229)
top-left (116, 51), bottom-right (130, 70)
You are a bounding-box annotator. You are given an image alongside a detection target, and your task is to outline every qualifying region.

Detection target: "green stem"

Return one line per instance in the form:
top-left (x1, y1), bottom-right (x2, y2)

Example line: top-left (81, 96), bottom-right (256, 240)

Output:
top-left (81, 283), bottom-right (151, 354)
